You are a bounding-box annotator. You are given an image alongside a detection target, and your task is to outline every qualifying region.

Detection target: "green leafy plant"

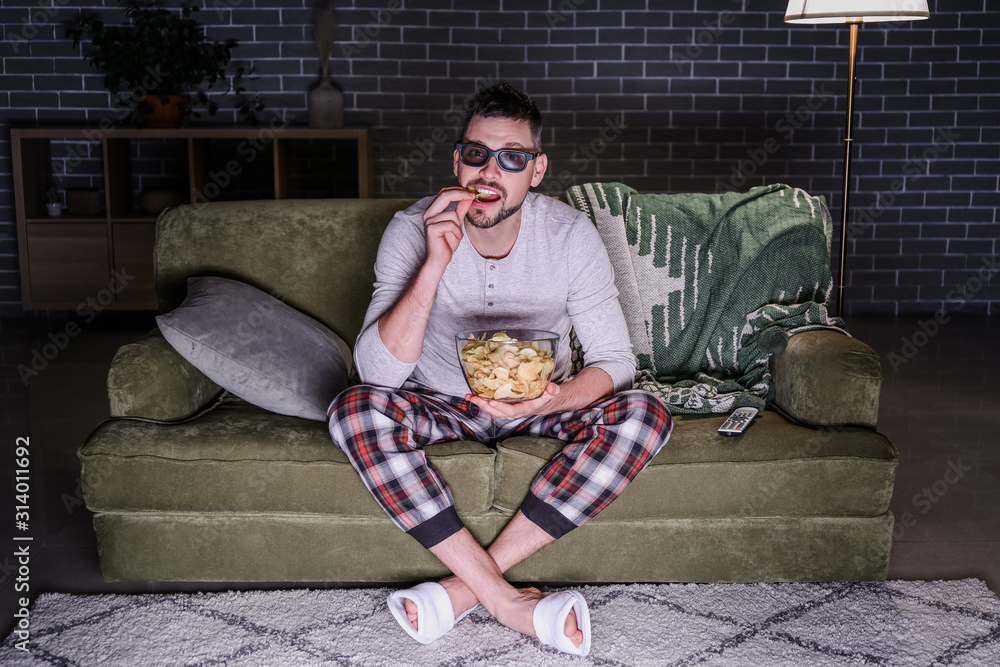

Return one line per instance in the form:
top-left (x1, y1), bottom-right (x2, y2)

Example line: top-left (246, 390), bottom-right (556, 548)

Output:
top-left (67, 0), bottom-right (264, 126)
top-left (45, 186), bottom-right (61, 205)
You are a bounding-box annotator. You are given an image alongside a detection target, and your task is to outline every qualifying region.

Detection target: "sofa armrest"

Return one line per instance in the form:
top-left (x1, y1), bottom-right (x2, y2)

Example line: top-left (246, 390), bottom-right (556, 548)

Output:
top-left (770, 329), bottom-right (881, 428)
top-left (108, 329), bottom-right (222, 422)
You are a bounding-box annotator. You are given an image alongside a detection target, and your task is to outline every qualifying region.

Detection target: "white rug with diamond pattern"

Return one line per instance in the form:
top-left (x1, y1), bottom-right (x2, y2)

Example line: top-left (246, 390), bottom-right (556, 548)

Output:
top-left (2, 579), bottom-right (999, 665)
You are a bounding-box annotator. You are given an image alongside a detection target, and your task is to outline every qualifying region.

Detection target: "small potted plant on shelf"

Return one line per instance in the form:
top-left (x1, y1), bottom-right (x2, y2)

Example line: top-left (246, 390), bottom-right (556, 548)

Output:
top-left (67, 0), bottom-right (264, 127)
top-left (45, 186), bottom-right (62, 217)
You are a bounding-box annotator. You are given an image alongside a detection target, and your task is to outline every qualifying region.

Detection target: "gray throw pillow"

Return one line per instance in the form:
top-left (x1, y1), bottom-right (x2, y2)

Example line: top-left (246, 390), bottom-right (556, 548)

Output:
top-left (156, 276), bottom-right (352, 421)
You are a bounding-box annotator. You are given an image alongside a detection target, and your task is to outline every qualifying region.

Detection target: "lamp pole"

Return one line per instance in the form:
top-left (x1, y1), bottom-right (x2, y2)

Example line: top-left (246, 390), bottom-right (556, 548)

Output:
top-left (838, 20), bottom-right (860, 318)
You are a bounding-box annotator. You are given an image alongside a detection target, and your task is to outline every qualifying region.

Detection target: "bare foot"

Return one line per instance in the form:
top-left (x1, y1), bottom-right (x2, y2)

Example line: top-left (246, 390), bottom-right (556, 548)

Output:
top-left (493, 587), bottom-right (583, 649)
top-left (403, 579), bottom-right (581, 648)
top-left (402, 577), bottom-right (479, 631)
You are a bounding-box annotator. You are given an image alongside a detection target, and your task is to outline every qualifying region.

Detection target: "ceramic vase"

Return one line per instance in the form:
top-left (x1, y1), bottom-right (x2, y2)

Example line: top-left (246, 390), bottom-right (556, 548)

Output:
top-left (308, 79), bottom-right (343, 128)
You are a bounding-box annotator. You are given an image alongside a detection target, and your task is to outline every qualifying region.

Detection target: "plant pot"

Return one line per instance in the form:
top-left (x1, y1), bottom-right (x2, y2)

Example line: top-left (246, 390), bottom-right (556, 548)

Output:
top-left (46, 203), bottom-right (62, 217)
top-left (138, 95), bottom-right (187, 128)
top-left (308, 79), bottom-right (343, 129)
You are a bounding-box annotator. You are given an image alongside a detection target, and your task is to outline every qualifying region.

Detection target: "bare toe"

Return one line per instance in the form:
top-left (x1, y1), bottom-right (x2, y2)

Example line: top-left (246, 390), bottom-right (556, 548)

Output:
top-left (564, 609), bottom-right (583, 647)
top-left (404, 598), bottom-right (419, 631)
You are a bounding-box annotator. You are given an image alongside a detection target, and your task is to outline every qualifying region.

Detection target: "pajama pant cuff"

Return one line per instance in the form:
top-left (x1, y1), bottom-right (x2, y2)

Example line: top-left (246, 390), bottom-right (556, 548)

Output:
top-left (405, 506), bottom-right (464, 549)
top-left (521, 492), bottom-right (578, 540)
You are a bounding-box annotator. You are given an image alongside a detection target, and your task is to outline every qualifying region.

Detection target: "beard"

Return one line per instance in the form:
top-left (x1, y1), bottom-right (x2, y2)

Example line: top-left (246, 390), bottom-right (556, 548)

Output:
top-left (465, 182), bottom-right (523, 229)
top-left (466, 199), bottom-right (523, 229)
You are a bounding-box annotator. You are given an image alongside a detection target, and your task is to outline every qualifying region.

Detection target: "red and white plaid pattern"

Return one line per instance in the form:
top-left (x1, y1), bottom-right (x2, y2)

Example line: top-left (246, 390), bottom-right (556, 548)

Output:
top-left (327, 386), bottom-right (672, 537)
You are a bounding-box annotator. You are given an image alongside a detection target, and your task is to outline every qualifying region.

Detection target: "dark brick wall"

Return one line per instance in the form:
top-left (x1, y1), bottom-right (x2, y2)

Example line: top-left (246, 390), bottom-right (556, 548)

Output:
top-left (1, 0), bottom-right (997, 316)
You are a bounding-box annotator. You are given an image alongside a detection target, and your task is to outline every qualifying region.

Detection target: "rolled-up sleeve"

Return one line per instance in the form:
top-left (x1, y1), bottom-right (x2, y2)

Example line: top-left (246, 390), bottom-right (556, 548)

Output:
top-left (566, 214), bottom-right (637, 392)
top-left (353, 211), bottom-right (425, 389)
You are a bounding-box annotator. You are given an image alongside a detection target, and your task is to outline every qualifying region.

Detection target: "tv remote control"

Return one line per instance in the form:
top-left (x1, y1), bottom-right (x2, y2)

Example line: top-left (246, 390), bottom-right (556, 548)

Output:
top-left (718, 407), bottom-right (759, 436)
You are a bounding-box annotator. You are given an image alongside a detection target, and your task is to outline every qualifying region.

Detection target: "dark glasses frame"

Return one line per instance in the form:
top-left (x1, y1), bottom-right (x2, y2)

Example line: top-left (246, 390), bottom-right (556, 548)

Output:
top-left (455, 142), bottom-right (541, 173)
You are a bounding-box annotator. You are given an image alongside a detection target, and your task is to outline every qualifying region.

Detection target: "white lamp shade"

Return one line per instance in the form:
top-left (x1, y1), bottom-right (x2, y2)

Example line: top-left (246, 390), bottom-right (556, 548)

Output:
top-left (785, 0), bottom-right (929, 23)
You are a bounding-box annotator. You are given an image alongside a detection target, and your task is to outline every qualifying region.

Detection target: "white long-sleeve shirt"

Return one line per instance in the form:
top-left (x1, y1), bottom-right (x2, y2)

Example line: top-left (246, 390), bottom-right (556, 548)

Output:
top-left (354, 191), bottom-right (636, 398)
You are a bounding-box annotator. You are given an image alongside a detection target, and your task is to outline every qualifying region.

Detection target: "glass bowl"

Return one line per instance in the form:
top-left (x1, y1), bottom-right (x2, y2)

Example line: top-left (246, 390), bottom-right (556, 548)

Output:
top-left (456, 329), bottom-right (559, 402)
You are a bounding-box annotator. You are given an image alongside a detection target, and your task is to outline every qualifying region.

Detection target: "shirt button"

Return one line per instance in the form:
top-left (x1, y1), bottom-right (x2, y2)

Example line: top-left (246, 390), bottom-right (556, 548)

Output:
top-left (489, 265), bottom-right (496, 270)
top-left (488, 284), bottom-right (494, 289)
top-left (487, 301), bottom-right (493, 307)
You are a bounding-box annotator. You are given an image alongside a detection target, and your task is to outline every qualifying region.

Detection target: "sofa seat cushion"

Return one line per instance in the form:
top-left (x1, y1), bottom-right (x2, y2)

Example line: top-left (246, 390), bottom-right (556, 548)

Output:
top-left (494, 412), bottom-right (897, 520)
top-left (79, 396), bottom-right (496, 517)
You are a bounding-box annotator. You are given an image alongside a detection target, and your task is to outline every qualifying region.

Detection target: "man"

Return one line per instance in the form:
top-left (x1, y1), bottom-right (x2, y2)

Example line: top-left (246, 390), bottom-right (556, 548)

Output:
top-left (327, 81), bottom-right (672, 656)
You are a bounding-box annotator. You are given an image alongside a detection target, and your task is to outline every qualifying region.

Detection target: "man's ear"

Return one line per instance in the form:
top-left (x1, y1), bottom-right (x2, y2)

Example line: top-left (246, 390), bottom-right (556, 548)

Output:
top-left (453, 149), bottom-right (461, 180)
top-left (530, 153), bottom-right (548, 188)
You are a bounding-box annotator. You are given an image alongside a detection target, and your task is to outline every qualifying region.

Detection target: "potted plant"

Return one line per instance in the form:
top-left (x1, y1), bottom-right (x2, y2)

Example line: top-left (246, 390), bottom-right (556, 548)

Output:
top-left (45, 186), bottom-right (62, 217)
top-left (67, 0), bottom-right (263, 127)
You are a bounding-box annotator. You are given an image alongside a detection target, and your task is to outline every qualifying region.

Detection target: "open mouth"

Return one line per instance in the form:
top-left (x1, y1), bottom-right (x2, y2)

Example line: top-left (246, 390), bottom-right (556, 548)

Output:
top-left (468, 186), bottom-right (502, 203)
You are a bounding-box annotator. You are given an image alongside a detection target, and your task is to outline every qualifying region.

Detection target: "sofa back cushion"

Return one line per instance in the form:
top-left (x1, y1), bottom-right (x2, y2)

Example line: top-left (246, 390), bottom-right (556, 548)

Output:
top-left (155, 198), bottom-right (417, 344)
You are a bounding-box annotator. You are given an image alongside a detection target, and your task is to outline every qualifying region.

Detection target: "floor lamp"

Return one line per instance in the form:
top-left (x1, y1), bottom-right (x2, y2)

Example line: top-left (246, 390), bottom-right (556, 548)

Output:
top-left (784, 1), bottom-right (929, 316)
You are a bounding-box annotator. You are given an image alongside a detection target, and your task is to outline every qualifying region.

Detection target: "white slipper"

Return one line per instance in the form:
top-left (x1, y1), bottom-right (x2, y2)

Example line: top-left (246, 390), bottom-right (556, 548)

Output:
top-left (532, 590), bottom-right (592, 656)
top-left (387, 582), bottom-right (476, 644)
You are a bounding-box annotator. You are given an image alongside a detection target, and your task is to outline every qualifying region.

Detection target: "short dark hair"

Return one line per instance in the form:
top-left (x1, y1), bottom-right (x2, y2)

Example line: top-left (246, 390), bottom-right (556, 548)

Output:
top-left (458, 80), bottom-right (543, 151)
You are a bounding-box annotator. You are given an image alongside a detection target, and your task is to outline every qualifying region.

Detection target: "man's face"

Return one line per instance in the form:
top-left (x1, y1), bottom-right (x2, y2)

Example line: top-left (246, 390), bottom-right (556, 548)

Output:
top-left (454, 115), bottom-right (547, 230)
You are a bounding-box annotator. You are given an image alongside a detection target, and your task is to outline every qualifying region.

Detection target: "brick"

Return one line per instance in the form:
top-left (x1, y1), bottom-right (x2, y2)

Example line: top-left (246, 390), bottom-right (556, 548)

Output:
top-left (576, 78), bottom-right (621, 95)
top-left (948, 208), bottom-right (995, 224)
top-left (575, 45), bottom-right (623, 60)
top-left (255, 25), bottom-right (305, 41)
top-left (381, 43), bottom-right (428, 61)
top-left (483, 11), bottom-right (527, 28)
top-left (576, 11), bottom-right (623, 28)
top-left (947, 240), bottom-right (995, 256)
top-left (404, 62), bottom-right (444, 78)
top-left (693, 62), bottom-right (741, 79)
top-left (971, 191), bottom-right (1000, 207)
top-left (596, 95), bottom-right (645, 111)
top-left (501, 28), bottom-right (550, 45)
top-left (547, 62), bottom-right (594, 78)
top-left (550, 28), bottom-right (597, 44)
top-left (598, 28), bottom-right (646, 44)
top-left (476, 45), bottom-right (526, 61)
top-left (527, 46), bottom-right (575, 61)
top-left (527, 12), bottom-right (570, 30)
top-left (352, 59), bottom-right (400, 77)
top-left (968, 224), bottom-right (1000, 238)
top-left (497, 62), bottom-right (545, 79)
top-left (449, 61), bottom-right (498, 79)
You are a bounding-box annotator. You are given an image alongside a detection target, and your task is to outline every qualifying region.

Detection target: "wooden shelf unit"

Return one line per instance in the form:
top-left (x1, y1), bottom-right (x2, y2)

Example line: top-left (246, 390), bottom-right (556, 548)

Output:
top-left (10, 126), bottom-right (372, 310)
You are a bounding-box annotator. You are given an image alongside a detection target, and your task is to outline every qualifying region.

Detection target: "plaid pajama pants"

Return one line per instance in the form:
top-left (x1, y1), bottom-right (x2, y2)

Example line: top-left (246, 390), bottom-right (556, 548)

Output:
top-left (327, 385), bottom-right (673, 548)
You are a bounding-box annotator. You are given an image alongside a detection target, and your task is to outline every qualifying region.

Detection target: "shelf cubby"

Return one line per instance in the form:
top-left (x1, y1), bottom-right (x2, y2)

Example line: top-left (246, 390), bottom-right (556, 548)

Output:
top-left (10, 126), bottom-right (372, 310)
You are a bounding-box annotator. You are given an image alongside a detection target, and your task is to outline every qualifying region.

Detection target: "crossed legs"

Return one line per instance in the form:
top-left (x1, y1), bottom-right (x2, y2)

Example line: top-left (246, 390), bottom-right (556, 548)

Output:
top-left (418, 511), bottom-right (583, 646)
top-left (328, 385), bottom-right (672, 649)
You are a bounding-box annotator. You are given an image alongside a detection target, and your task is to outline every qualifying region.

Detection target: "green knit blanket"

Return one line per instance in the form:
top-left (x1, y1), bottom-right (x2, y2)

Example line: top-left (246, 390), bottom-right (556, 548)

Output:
top-left (566, 182), bottom-right (847, 413)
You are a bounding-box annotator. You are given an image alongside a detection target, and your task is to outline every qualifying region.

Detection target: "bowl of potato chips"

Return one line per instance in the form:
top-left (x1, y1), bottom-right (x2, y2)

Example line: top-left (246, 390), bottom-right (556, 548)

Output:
top-left (456, 330), bottom-right (558, 402)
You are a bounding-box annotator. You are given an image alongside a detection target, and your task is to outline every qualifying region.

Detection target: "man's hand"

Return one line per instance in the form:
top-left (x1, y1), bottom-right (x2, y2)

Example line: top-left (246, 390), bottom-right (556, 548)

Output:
top-left (423, 187), bottom-right (475, 272)
top-left (467, 382), bottom-right (563, 420)
top-left (466, 367), bottom-right (615, 420)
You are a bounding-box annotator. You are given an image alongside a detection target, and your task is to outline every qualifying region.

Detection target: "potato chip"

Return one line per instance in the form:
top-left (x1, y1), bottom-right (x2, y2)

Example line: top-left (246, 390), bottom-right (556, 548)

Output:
top-left (459, 332), bottom-right (556, 401)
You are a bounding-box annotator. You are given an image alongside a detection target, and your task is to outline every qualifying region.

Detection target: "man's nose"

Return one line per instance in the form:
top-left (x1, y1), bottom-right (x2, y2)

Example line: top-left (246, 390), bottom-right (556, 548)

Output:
top-left (479, 154), bottom-right (503, 179)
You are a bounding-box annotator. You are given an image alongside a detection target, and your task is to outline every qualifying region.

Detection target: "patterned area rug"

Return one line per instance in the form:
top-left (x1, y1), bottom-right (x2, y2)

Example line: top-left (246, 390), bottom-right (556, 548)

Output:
top-left (2, 579), bottom-right (999, 666)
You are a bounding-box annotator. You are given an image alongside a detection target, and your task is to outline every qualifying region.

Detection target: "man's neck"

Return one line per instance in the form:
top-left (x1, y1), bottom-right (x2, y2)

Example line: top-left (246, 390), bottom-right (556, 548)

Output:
top-left (465, 210), bottom-right (523, 260)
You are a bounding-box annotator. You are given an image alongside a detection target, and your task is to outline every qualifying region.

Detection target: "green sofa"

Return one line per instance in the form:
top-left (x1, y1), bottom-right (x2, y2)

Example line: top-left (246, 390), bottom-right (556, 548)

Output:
top-left (78, 196), bottom-right (897, 583)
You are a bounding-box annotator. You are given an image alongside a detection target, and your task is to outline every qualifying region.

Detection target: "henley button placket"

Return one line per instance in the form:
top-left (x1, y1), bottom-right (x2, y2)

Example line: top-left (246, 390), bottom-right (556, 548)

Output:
top-left (487, 264), bottom-right (497, 307)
